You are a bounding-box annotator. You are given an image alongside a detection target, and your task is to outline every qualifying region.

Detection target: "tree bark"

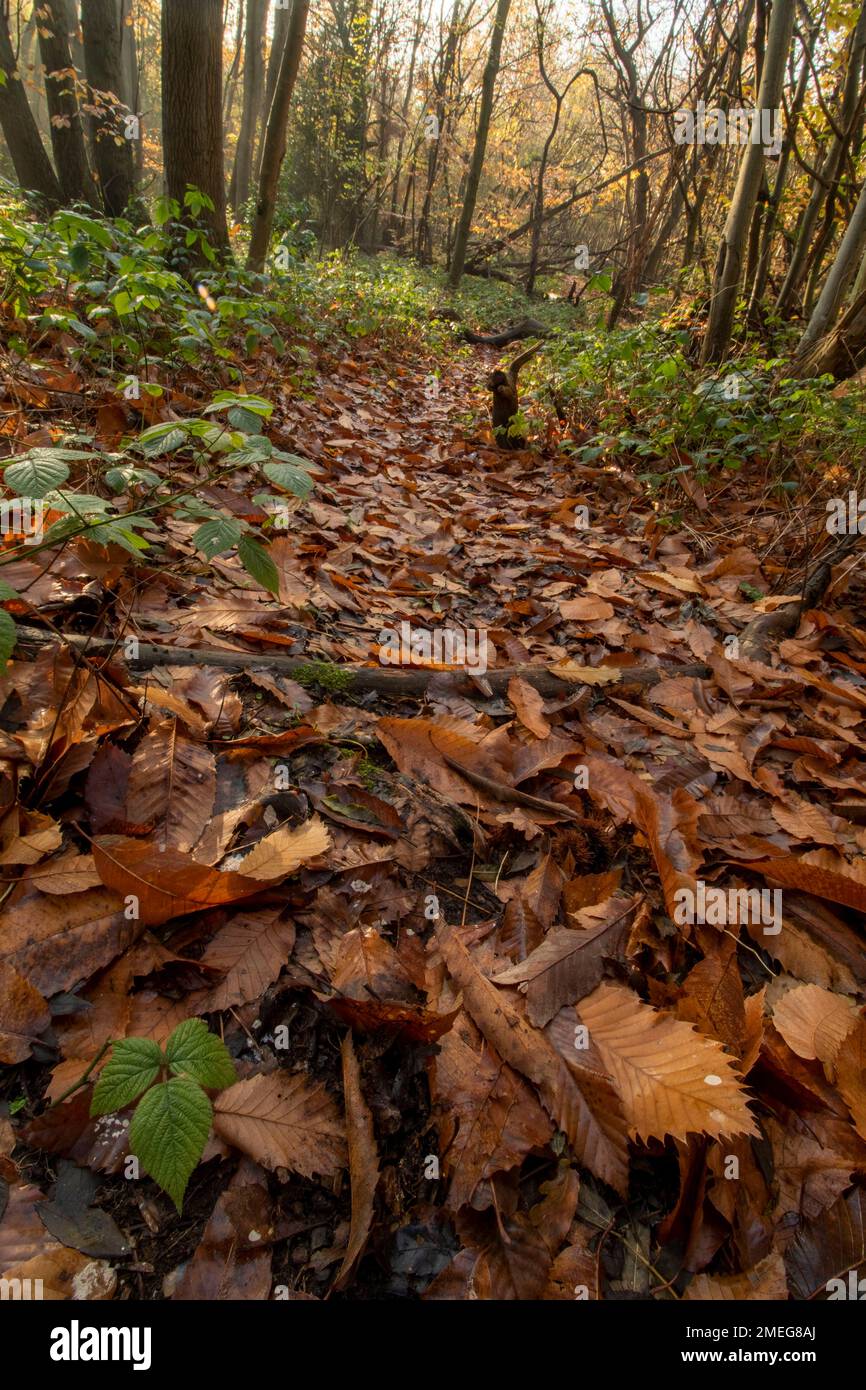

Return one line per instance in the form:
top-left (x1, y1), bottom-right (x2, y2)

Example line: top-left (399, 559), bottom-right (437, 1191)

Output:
top-left (446, 0), bottom-right (513, 292)
top-left (37, 0), bottom-right (99, 206)
top-left (775, 0), bottom-right (866, 316)
top-left (254, 0), bottom-right (289, 182)
top-left (231, 0), bottom-right (268, 213)
top-left (81, 0), bottom-right (135, 216)
top-left (796, 177), bottom-right (866, 360)
top-left (246, 0), bottom-right (310, 273)
top-left (700, 0), bottom-right (795, 363)
top-left (161, 0), bottom-right (229, 251)
top-left (0, 8), bottom-right (62, 203)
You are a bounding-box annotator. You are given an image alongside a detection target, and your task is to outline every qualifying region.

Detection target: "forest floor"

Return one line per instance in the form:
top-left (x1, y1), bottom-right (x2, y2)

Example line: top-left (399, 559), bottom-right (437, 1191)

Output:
top-left (3, 322), bottom-right (866, 1303)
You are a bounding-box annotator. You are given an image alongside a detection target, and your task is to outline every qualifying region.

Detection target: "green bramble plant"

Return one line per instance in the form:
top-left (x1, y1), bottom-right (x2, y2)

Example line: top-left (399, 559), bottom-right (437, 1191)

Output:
top-left (90, 1019), bottom-right (237, 1211)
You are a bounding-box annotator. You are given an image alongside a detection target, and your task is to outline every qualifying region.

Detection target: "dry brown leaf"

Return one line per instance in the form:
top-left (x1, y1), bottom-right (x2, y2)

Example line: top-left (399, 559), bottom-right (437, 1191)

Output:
top-left (430, 1009), bottom-right (553, 1209)
top-left (435, 920), bottom-right (629, 1194)
top-left (333, 1033), bottom-right (379, 1290)
top-left (741, 851), bottom-right (866, 914)
top-left (93, 838), bottom-right (266, 926)
top-left (234, 816), bottom-right (331, 881)
top-left (126, 717), bottom-right (216, 853)
top-left (0, 961), bottom-right (50, 1063)
top-left (492, 895), bottom-right (637, 1027)
top-left (772, 983), bottom-right (859, 1063)
top-left (213, 1072), bottom-right (346, 1179)
top-left (684, 1252), bottom-right (787, 1300)
top-left (0, 885), bottom-right (137, 994)
top-left (200, 911), bottom-right (296, 1011)
top-left (576, 983), bottom-right (759, 1143)
top-left (506, 676), bottom-right (551, 739)
top-left (835, 1019), bottom-right (866, 1141)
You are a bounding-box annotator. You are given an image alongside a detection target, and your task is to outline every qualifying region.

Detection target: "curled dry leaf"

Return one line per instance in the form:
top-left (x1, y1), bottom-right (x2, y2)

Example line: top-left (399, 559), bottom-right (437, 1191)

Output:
top-left (771, 982), bottom-right (859, 1064)
top-left (333, 1033), bottom-right (379, 1290)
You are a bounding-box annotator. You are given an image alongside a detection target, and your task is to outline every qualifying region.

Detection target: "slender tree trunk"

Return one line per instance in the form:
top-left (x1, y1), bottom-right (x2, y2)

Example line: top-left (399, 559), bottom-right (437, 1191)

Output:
top-left (748, 17), bottom-right (818, 317)
top-left (701, 0), bottom-right (795, 363)
top-left (776, 0), bottom-right (866, 315)
top-left (81, 0), bottom-right (135, 216)
top-left (797, 177), bottom-right (866, 358)
top-left (0, 8), bottom-right (62, 203)
top-left (246, 0), bottom-right (310, 273)
top-left (37, 0), bottom-right (99, 205)
top-left (161, 0), bottom-right (229, 251)
top-left (446, 0), bottom-right (512, 292)
top-left (416, 0), bottom-right (461, 263)
top-left (119, 0), bottom-right (137, 109)
top-left (254, 0), bottom-right (289, 182)
top-left (231, 0), bottom-right (268, 213)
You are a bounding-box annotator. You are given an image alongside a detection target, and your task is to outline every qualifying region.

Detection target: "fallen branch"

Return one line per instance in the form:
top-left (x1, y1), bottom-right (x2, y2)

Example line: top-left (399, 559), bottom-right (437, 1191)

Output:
top-left (462, 317), bottom-right (550, 346)
top-left (14, 625), bottom-right (711, 697)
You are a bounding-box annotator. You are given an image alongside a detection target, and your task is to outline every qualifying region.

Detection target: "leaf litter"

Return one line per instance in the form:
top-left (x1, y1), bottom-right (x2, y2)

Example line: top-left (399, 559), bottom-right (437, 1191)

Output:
top-left (1, 331), bottom-right (866, 1302)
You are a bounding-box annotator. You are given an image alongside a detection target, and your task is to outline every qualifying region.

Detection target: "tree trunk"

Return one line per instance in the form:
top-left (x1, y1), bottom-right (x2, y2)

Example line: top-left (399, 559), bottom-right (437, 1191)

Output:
top-left (119, 0), bottom-right (137, 110)
top-left (161, 0), bottom-right (229, 252)
top-left (796, 177), bottom-right (866, 359)
top-left (232, 0), bottom-right (268, 213)
top-left (37, 0), bottom-right (99, 206)
top-left (246, 0), bottom-right (310, 273)
top-left (416, 0), bottom-right (461, 263)
top-left (254, 0), bottom-right (289, 182)
top-left (81, 0), bottom-right (135, 216)
top-left (0, 8), bottom-right (62, 203)
top-left (700, 0), bottom-right (795, 364)
top-left (792, 284), bottom-right (866, 379)
top-left (747, 15), bottom-right (818, 317)
top-left (446, 0), bottom-right (512, 292)
top-left (775, 0), bottom-right (866, 316)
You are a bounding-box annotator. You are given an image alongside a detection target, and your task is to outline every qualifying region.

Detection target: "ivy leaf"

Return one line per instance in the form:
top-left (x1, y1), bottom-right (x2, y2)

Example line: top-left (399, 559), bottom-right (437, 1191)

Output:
top-left (238, 534), bottom-right (279, 595)
top-left (0, 610), bottom-right (17, 668)
top-left (164, 1018), bottom-right (237, 1090)
top-left (193, 516), bottom-right (243, 559)
top-left (130, 1077), bottom-right (213, 1211)
top-left (4, 452), bottom-right (70, 498)
top-left (90, 1038), bottom-right (164, 1115)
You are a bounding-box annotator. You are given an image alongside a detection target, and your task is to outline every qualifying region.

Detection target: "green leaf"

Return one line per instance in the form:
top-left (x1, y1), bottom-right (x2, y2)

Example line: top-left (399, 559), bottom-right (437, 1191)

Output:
top-left (69, 244), bottom-right (90, 276)
top-left (164, 1019), bottom-right (237, 1090)
top-left (138, 425), bottom-right (189, 458)
top-left (104, 465), bottom-right (161, 492)
top-left (238, 535), bottom-right (279, 595)
top-left (263, 457), bottom-right (314, 499)
top-left (54, 211), bottom-right (113, 249)
top-left (130, 1077), bottom-right (212, 1211)
top-left (228, 406), bottom-right (263, 433)
top-left (4, 452), bottom-right (70, 498)
top-left (0, 610), bottom-right (17, 668)
top-left (194, 516), bottom-right (243, 559)
top-left (0, 578), bottom-right (20, 600)
top-left (90, 1038), bottom-right (163, 1115)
